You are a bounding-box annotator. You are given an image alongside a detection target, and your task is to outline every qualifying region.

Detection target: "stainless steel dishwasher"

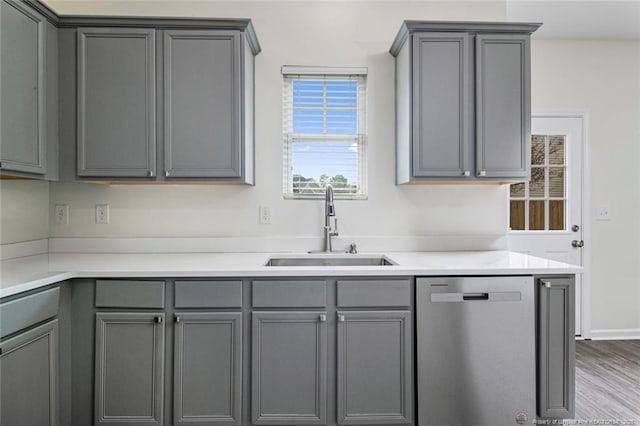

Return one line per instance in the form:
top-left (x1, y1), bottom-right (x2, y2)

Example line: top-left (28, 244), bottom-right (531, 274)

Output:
top-left (416, 276), bottom-right (536, 426)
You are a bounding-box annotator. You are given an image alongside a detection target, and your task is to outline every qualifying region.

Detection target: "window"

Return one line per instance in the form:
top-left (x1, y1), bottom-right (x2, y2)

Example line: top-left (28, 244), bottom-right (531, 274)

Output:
top-left (282, 66), bottom-right (367, 198)
top-left (510, 135), bottom-right (567, 231)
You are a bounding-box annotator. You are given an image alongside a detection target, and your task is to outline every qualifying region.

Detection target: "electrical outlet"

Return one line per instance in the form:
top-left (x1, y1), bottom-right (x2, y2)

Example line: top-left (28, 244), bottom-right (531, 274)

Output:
top-left (54, 204), bottom-right (69, 225)
top-left (596, 205), bottom-right (611, 221)
top-left (259, 205), bottom-right (272, 224)
top-left (95, 204), bottom-right (110, 224)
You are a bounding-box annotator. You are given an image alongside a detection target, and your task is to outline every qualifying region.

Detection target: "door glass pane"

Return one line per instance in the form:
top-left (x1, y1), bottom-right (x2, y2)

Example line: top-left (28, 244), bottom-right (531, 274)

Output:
top-left (510, 133), bottom-right (569, 232)
top-left (531, 135), bottom-right (545, 165)
top-left (510, 182), bottom-right (525, 198)
top-left (549, 200), bottom-right (565, 230)
top-left (529, 201), bottom-right (545, 230)
top-left (549, 167), bottom-right (565, 197)
top-left (529, 167), bottom-right (545, 197)
top-left (510, 201), bottom-right (525, 230)
top-left (549, 135), bottom-right (565, 165)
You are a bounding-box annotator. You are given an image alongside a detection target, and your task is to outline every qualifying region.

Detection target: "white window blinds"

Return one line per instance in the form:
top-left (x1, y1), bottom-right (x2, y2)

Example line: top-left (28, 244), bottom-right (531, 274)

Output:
top-left (282, 67), bottom-right (367, 198)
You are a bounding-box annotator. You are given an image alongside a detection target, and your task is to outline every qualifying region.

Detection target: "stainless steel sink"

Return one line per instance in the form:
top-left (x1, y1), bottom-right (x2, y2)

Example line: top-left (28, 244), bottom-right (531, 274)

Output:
top-left (264, 255), bottom-right (396, 267)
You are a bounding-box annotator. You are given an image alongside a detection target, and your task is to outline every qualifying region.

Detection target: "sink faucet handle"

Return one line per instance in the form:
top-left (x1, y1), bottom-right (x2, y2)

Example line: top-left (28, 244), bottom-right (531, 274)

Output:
top-left (347, 243), bottom-right (358, 254)
top-left (332, 217), bottom-right (339, 236)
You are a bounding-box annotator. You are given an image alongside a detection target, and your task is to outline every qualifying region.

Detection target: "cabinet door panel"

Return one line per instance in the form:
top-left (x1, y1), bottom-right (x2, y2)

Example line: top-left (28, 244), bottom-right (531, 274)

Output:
top-left (164, 30), bottom-right (241, 178)
top-left (174, 312), bottom-right (242, 426)
top-left (538, 277), bottom-right (575, 419)
top-left (0, 320), bottom-right (58, 426)
top-left (476, 34), bottom-right (530, 179)
top-left (0, 0), bottom-right (46, 174)
top-left (77, 28), bottom-right (156, 177)
top-left (95, 312), bottom-right (164, 426)
top-left (412, 33), bottom-right (472, 178)
top-left (337, 311), bottom-right (412, 425)
top-left (252, 311), bottom-right (327, 425)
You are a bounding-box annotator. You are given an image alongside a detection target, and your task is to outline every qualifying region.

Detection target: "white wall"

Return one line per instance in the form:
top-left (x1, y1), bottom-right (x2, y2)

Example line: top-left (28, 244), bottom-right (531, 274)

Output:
top-left (48, 1), bottom-right (510, 241)
top-left (0, 180), bottom-right (50, 244)
top-left (531, 40), bottom-right (640, 332)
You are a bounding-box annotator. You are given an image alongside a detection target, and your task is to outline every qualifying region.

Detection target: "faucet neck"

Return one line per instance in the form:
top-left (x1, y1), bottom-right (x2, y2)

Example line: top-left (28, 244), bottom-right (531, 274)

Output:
top-left (325, 184), bottom-right (335, 226)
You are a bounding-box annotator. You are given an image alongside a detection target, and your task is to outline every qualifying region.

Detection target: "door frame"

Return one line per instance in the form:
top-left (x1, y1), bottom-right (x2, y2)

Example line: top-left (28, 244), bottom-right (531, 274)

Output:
top-left (531, 111), bottom-right (591, 339)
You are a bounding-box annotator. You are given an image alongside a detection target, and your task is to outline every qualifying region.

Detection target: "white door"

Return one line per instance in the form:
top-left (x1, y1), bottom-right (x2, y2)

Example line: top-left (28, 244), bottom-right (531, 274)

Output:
top-left (508, 115), bottom-right (585, 336)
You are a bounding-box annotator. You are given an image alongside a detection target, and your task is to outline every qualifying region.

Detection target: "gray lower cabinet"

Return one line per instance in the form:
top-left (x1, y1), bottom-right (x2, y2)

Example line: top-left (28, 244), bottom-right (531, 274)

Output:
top-left (0, 319), bottom-right (59, 426)
top-left (173, 312), bottom-right (242, 426)
top-left (252, 311), bottom-right (327, 425)
top-left (94, 312), bottom-right (165, 426)
top-left (77, 27), bottom-right (156, 177)
top-left (537, 276), bottom-right (575, 419)
top-left (0, 0), bottom-right (48, 176)
top-left (336, 311), bottom-right (412, 425)
top-left (390, 21), bottom-right (540, 183)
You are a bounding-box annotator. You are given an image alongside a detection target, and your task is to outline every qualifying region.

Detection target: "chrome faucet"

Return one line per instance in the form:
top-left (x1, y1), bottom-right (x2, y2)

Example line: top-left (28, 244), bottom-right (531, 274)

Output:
top-left (323, 184), bottom-right (339, 252)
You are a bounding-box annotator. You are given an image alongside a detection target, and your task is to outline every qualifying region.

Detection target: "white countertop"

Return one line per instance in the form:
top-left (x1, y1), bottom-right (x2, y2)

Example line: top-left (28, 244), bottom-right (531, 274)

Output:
top-left (0, 250), bottom-right (581, 299)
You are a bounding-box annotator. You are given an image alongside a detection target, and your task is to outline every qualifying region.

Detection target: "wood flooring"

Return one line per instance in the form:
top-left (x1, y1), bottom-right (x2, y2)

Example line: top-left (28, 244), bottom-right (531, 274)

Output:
top-left (573, 340), bottom-right (640, 422)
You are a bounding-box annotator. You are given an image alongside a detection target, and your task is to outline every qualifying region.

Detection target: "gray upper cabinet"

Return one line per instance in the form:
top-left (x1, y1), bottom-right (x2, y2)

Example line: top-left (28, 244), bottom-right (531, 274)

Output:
top-left (391, 21), bottom-right (540, 183)
top-left (336, 311), bottom-right (412, 425)
top-left (94, 312), bottom-right (165, 426)
top-left (173, 312), bottom-right (242, 426)
top-left (252, 311), bottom-right (327, 425)
top-left (476, 34), bottom-right (530, 179)
top-left (537, 276), bottom-right (575, 420)
top-left (163, 30), bottom-right (242, 179)
top-left (0, 319), bottom-right (59, 426)
top-left (411, 33), bottom-right (472, 178)
top-left (59, 19), bottom-right (259, 182)
top-left (0, 0), bottom-right (47, 175)
top-left (77, 28), bottom-right (156, 178)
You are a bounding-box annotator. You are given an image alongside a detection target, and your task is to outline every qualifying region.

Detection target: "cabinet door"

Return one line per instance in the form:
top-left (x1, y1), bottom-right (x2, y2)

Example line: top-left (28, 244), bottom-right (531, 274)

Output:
top-left (0, 0), bottom-right (46, 174)
top-left (173, 312), bottom-right (242, 426)
top-left (336, 311), bottom-right (412, 425)
top-left (412, 32), bottom-right (472, 178)
top-left (0, 320), bottom-right (58, 426)
top-left (95, 312), bottom-right (164, 426)
top-left (476, 34), bottom-right (530, 179)
top-left (77, 28), bottom-right (156, 177)
top-left (163, 30), bottom-right (242, 179)
top-left (252, 311), bottom-right (327, 425)
top-left (538, 277), bottom-right (575, 419)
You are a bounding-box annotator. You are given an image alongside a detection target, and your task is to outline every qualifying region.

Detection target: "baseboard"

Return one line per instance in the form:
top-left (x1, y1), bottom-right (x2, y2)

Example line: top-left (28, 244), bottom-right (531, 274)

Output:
top-left (589, 329), bottom-right (640, 340)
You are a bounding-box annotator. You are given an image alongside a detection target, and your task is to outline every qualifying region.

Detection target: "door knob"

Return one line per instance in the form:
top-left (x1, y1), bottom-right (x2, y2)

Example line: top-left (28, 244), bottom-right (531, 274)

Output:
top-left (571, 240), bottom-right (584, 248)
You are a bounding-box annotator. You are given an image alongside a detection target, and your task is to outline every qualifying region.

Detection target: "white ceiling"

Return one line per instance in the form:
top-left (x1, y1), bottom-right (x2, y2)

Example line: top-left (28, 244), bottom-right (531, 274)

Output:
top-left (506, 0), bottom-right (640, 40)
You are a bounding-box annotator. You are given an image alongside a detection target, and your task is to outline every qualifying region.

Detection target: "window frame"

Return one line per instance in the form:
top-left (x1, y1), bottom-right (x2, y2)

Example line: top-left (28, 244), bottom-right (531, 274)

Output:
top-left (281, 66), bottom-right (367, 200)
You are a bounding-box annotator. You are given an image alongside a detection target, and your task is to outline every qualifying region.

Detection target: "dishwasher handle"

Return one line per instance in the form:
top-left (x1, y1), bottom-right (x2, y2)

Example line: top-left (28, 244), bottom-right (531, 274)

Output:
top-left (431, 292), bottom-right (521, 303)
top-left (462, 293), bottom-right (489, 301)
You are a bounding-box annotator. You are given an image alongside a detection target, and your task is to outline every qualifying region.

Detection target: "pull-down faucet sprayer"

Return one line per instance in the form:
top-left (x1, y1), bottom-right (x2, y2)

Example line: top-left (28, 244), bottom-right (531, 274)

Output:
top-left (323, 184), bottom-right (339, 252)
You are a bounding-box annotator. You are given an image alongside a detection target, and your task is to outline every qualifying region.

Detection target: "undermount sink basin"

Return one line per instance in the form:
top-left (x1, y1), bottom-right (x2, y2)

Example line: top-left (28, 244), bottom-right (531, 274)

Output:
top-left (264, 255), bottom-right (396, 267)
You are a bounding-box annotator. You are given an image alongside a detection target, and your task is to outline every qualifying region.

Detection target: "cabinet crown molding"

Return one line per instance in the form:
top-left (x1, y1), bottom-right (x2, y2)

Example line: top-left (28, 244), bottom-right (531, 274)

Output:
top-left (389, 20), bottom-right (542, 56)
